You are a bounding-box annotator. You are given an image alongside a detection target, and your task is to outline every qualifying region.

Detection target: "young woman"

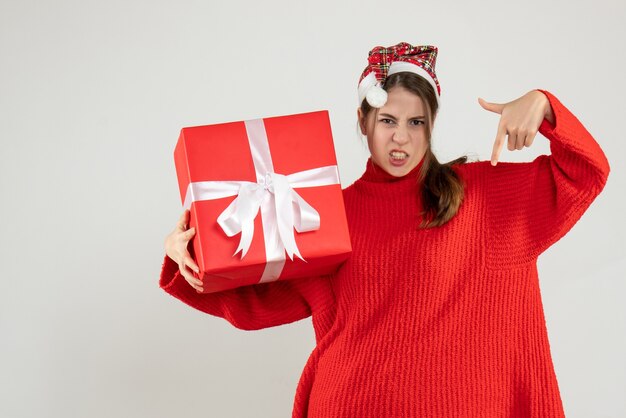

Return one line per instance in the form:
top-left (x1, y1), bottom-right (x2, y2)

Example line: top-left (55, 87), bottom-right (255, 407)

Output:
top-left (160, 42), bottom-right (610, 417)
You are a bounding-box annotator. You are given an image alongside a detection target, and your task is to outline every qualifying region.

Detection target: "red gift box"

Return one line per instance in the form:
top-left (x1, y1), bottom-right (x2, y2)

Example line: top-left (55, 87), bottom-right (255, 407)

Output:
top-left (174, 110), bottom-right (352, 293)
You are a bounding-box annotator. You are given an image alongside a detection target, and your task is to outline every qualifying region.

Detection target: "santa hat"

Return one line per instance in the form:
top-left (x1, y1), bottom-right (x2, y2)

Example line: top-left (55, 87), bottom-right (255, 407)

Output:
top-left (358, 42), bottom-right (441, 108)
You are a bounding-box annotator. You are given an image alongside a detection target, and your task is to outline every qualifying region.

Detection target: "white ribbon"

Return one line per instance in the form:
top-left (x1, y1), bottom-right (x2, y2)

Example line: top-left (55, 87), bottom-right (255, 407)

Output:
top-left (182, 118), bottom-right (340, 283)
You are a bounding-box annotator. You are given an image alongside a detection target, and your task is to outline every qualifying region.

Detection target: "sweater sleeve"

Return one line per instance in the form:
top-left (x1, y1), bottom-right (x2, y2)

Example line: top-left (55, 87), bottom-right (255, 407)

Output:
top-left (484, 89), bottom-right (610, 268)
top-left (159, 254), bottom-right (336, 331)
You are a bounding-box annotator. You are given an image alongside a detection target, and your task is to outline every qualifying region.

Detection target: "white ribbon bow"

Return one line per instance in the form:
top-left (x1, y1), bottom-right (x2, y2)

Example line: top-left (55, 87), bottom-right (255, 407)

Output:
top-left (181, 118), bottom-right (340, 282)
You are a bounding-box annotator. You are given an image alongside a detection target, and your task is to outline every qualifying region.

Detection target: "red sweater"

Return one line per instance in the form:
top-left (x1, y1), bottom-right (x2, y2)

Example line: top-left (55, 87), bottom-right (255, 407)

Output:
top-left (159, 89), bottom-right (610, 417)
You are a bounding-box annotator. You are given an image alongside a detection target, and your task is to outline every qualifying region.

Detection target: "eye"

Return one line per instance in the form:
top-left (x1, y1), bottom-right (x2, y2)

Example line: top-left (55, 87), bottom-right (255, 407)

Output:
top-left (379, 118), bottom-right (394, 124)
top-left (411, 119), bottom-right (425, 125)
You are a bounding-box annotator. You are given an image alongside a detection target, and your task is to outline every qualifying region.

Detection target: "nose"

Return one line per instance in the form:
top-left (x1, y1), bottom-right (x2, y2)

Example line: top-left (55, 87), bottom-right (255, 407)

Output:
top-left (392, 125), bottom-right (410, 145)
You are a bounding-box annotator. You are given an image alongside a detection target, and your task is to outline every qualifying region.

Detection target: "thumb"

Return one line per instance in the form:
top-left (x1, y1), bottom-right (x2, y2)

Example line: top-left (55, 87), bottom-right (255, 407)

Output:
top-left (478, 97), bottom-right (505, 114)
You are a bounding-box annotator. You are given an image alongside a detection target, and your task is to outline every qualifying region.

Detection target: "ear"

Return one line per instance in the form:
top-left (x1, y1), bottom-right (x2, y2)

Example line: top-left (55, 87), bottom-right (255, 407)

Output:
top-left (357, 107), bottom-right (366, 135)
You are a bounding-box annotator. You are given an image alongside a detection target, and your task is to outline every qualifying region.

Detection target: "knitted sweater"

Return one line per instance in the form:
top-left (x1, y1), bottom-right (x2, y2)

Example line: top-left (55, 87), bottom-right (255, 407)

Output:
top-left (159, 89), bottom-right (610, 418)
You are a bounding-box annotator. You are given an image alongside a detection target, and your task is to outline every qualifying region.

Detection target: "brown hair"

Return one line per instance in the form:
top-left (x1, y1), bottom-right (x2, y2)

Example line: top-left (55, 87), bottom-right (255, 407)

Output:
top-left (358, 72), bottom-right (467, 228)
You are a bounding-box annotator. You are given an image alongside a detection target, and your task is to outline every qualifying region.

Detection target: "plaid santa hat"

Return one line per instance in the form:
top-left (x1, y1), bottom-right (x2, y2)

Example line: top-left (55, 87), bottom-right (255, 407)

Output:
top-left (358, 42), bottom-right (441, 108)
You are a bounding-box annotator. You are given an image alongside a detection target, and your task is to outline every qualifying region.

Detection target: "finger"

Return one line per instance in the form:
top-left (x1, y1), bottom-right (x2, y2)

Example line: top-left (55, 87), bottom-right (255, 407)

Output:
top-left (184, 227), bottom-right (196, 239)
top-left (517, 127), bottom-right (529, 149)
top-left (524, 129), bottom-right (536, 148)
top-left (188, 280), bottom-right (203, 293)
top-left (491, 122), bottom-right (507, 166)
top-left (513, 126), bottom-right (528, 150)
top-left (507, 134), bottom-right (514, 151)
top-left (179, 263), bottom-right (203, 289)
top-left (181, 263), bottom-right (201, 284)
top-left (516, 130), bottom-right (526, 150)
top-left (507, 126), bottom-right (518, 151)
top-left (183, 253), bottom-right (200, 273)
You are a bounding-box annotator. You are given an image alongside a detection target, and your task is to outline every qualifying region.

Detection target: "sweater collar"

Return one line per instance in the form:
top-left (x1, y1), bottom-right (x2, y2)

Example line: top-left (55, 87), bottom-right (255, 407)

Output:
top-left (353, 156), bottom-right (425, 199)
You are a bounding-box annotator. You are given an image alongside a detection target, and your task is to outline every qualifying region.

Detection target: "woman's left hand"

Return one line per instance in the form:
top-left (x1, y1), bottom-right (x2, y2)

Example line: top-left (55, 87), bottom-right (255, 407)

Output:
top-left (478, 90), bottom-right (555, 166)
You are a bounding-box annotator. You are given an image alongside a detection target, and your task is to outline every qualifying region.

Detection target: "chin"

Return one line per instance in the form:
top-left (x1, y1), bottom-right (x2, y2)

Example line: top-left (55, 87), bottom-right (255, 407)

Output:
top-left (373, 155), bottom-right (418, 176)
top-left (389, 167), bottom-right (410, 177)
top-left (385, 160), bottom-right (417, 177)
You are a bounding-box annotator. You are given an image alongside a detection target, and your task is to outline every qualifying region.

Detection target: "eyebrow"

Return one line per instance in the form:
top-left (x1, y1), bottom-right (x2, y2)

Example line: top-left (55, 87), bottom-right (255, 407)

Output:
top-left (378, 113), bottom-right (425, 119)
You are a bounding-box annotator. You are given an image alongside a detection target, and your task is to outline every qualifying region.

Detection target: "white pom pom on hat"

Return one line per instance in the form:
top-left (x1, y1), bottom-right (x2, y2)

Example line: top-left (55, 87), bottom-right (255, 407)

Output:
top-left (365, 82), bottom-right (388, 108)
top-left (357, 42), bottom-right (441, 109)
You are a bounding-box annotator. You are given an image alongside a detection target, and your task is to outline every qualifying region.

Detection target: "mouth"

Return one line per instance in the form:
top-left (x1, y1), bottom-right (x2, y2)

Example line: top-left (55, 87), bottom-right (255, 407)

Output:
top-left (389, 150), bottom-right (409, 160)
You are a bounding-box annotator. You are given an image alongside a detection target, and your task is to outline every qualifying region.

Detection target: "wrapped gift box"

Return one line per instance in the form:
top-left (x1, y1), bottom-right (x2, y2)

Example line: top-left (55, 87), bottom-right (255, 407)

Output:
top-left (173, 110), bottom-right (352, 293)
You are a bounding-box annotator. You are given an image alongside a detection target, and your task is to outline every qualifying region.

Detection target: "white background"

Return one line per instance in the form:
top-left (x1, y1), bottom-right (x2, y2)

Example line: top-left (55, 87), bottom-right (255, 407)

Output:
top-left (1, 0), bottom-right (625, 417)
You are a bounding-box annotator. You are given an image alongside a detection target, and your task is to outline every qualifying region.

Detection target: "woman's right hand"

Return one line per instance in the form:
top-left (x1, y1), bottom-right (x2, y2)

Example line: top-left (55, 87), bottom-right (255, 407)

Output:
top-left (164, 209), bottom-right (203, 292)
